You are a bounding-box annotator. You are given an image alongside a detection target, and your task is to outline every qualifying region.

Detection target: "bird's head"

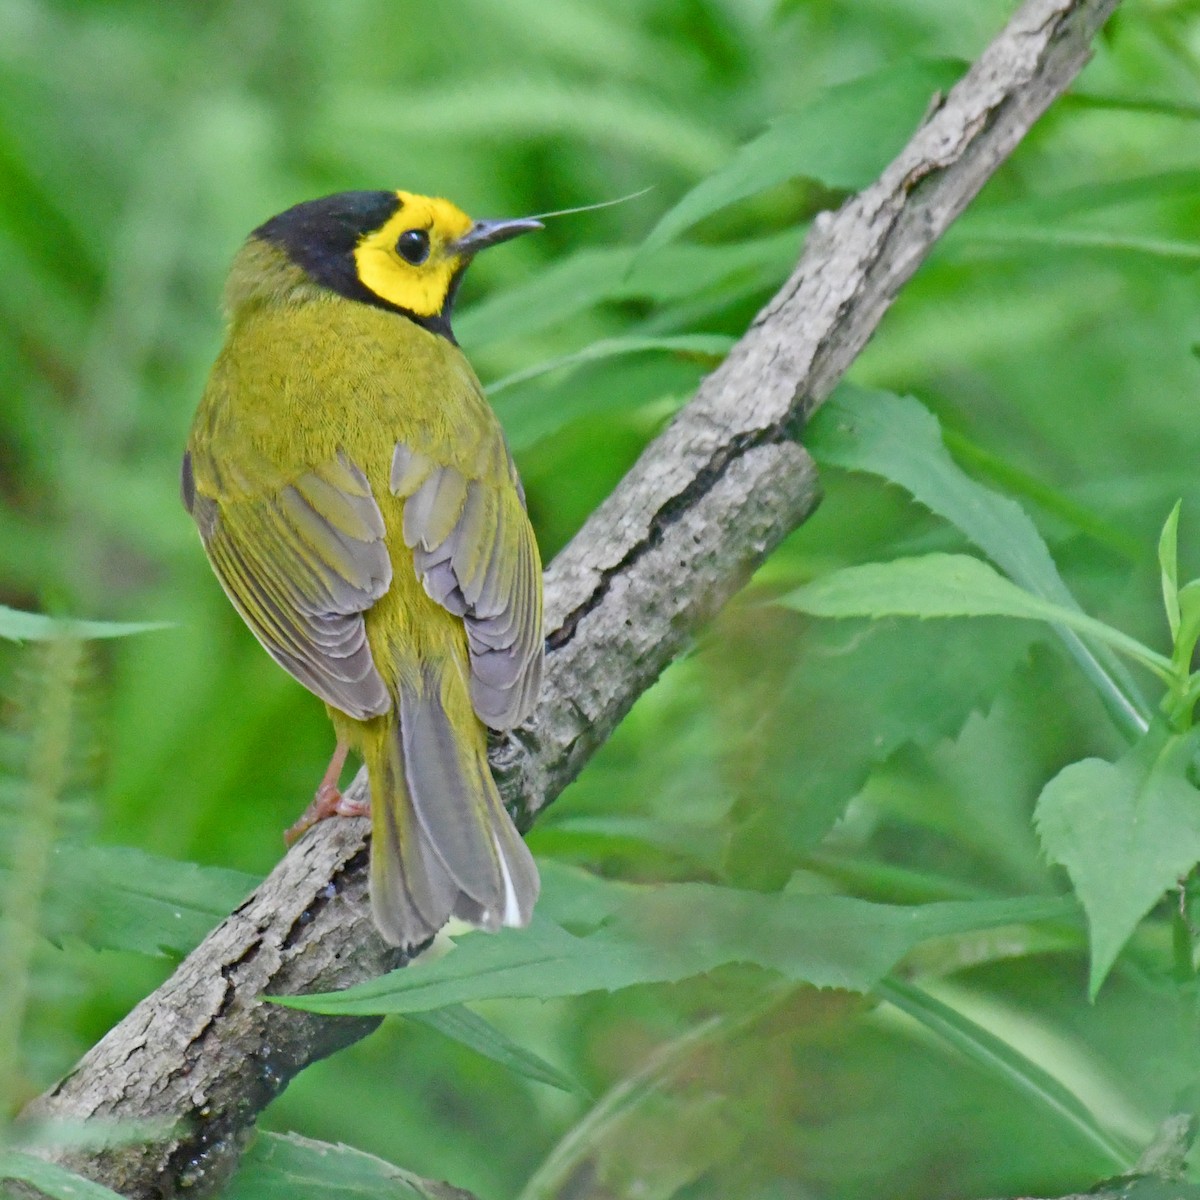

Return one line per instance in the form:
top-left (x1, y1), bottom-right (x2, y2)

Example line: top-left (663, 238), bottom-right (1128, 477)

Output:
top-left (232, 189), bottom-right (541, 339)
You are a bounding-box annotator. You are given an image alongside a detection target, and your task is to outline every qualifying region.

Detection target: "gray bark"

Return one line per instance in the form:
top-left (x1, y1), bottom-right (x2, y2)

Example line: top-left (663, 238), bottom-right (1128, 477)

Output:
top-left (21, 1), bottom-right (1121, 1195)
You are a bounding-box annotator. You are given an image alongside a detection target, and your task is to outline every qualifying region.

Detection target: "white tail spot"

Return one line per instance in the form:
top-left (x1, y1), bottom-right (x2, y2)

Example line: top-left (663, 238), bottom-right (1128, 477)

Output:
top-left (493, 832), bottom-right (522, 926)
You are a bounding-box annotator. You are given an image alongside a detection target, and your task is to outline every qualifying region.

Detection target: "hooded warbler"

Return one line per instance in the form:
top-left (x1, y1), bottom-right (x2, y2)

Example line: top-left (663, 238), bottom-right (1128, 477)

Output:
top-left (183, 190), bottom-right (543, 948)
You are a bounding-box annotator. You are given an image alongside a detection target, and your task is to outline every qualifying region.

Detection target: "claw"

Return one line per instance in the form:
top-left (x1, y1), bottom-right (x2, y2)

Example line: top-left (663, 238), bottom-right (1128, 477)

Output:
top-left (284, 740), bottom-right (363, 845)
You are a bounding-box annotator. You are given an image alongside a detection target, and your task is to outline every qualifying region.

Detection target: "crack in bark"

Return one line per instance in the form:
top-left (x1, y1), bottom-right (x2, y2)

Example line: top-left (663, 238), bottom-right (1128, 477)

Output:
top-left (547, 419), bottom-right (803, 652)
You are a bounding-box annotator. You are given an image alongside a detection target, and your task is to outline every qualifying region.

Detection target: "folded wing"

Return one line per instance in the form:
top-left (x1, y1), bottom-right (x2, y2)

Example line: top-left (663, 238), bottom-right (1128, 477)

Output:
top-left (184, 449), bottom-right (393, 720)
top-left (390, 442), bottom-right (543, 729)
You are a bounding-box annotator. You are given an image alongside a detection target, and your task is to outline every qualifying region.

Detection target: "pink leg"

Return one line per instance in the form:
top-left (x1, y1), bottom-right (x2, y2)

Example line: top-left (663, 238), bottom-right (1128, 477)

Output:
top-left (284, 741), bottom-right (368, 845)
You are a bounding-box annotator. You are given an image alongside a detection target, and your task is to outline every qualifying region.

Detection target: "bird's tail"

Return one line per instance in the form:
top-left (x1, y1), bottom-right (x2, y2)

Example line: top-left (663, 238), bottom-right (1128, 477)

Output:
top-left (365, 659), bottom-right (539, 949)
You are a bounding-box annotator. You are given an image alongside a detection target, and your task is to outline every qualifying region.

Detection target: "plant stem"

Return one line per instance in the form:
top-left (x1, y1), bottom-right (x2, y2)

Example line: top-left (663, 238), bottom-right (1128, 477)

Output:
top-left (0, 638), bottom-right (83, 1114)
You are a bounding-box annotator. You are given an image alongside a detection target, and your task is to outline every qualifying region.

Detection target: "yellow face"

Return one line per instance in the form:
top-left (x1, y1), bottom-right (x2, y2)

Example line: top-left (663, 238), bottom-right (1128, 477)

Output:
top-left (353, 191), bottom-right (474, 319)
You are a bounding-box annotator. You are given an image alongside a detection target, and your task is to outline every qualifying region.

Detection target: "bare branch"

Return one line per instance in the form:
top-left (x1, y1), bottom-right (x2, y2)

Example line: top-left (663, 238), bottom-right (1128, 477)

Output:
top-left (23, 1), bottom-right (1121, 1196)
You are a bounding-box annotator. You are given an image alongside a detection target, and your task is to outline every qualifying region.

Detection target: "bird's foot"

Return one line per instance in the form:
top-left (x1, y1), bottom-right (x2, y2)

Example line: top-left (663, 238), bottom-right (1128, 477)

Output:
top-left (284, 741), bottom-right (364, 845)
top-left (284, 784), bottom-right (370, 845)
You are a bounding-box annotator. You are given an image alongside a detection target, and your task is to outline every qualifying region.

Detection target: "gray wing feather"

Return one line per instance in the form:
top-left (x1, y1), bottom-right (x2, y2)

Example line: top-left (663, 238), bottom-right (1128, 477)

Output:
top-left (390, 443), bottom-right (435, 495)
top-left (198, 452), bottom-right (392, 720)
top-left (396, 454), bottom-right (543, 730)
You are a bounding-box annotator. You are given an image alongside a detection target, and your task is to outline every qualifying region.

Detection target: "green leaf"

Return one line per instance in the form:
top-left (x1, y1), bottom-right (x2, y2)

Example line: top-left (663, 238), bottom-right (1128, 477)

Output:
top-left (941, 428), bottom-right (1140, 561)
top-left (487, 334), bottom-right (733, 395)
top-left (721, 613), bottom-right (1038, 877)
top-left (518, 1014), bottom-right (741, 1200)
top-left (1175, 583), bottom-right (1200, 717)
top-left (1114, 1181), bottom-right (1200, 1200)
top-left (808, 385), bottom-right (1153, 736)
top-left (408, 1005), bottom-right (586, 1096)
top-left (955, 224), bottom-right (1200, 266)
top-left (0, 1151), bottom-right (126, 1199)
top-left (1069, 92), bottom-right (1200, 121)
top-left (642, 59), bottom-right (964, 254)
top-left (458, 233), bottom-right (799, 349)
top-left (1034, 723), bottom-right (1200, 996)
top-left (226, 1132), bottom-right (478, 1200)
top-left (808, 388), bottom-right (1068, 596)
top-left (779, 553), bottom-right (1171, 679)
top-left (326, 76), bottom-right (729, 176)
top-left (459, 246), bottom-right (630, 348)
top-left (1159, 501), bottom-right (1182, 640)
top-left (9, 1119), bottom-right (177, 1157)
top-left (495, 352), bottom-right (705, 453)
top-left (0, 605), bottom-right (171, 643)
top-left (877, 979), bottom-right (1133, 1167)
top-left (955, 168), bottom-right (1200, 232)
top-left (54, 844), bottom-right (260, 957)
top-left (274, 864), bottom-right (1073, 1016)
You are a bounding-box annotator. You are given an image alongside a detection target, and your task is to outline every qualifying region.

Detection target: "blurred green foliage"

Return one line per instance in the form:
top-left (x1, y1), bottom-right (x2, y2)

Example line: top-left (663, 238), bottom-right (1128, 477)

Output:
top-left (5, 0), bottom-right (1200, 1197)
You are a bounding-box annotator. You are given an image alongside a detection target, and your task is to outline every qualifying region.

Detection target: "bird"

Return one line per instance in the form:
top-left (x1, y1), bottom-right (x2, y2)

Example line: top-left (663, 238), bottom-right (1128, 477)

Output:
top-left (182, 189), bottom-right (544, 948)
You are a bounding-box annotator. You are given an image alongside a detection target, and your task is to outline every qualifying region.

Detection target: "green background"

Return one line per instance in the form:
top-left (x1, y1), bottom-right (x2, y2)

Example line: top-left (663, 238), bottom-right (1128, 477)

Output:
top-left (4, 1), bottom-right (1200, 1197)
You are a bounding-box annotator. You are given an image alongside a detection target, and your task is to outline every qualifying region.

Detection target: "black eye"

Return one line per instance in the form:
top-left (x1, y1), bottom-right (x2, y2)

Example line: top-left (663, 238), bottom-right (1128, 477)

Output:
top-left (396, 228), bottom-right (430, 265)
